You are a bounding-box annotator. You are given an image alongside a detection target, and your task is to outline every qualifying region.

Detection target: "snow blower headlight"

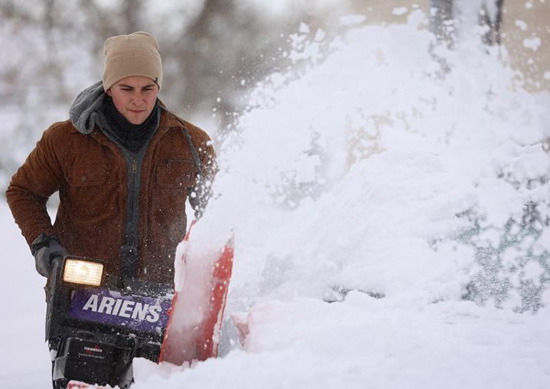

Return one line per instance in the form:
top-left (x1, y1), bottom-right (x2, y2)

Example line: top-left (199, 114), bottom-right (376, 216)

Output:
top-left (63, 259), bottom-right (104, 287)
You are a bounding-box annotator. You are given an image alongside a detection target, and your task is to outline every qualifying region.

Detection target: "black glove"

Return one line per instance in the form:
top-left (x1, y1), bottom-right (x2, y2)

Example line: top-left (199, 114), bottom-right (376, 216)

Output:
top-left (30, 234), bottom-right (68, 277)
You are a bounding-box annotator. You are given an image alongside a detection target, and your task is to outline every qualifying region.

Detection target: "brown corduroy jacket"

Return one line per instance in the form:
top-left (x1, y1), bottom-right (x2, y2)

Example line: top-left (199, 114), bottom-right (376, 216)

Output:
top-left (6, 108), bottom-right (216, 285)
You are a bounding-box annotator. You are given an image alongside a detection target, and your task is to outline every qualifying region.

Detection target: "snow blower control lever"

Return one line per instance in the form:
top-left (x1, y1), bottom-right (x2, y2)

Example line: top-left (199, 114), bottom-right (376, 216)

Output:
top-left (46, 256), bottom-right (173, 388)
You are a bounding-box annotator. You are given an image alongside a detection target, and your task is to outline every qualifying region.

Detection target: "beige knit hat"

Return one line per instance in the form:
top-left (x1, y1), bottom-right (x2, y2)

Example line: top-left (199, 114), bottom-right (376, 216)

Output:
top-left (102, 31), bottom-right (163, 91)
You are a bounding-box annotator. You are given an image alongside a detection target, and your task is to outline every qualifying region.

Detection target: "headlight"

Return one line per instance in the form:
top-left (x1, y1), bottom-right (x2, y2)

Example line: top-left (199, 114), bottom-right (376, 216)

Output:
top-left (63, 259), bottom-right (104, 287)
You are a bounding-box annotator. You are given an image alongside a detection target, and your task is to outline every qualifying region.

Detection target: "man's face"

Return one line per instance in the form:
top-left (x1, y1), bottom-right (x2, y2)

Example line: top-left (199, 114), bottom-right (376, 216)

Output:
top-left (107, 76), bottom-right (159, 125)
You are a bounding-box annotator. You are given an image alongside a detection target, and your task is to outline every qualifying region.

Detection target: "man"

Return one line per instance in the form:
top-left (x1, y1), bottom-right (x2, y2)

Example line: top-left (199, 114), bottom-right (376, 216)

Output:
top-left (6, 31), bottom-right (216, 386)
top-left (7, 31), bottom-right (216, 285)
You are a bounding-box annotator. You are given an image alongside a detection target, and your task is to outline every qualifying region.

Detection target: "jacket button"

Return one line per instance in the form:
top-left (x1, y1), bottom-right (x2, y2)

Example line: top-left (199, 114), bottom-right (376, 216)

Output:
top-left (81, 175), bottom-right (87, 182)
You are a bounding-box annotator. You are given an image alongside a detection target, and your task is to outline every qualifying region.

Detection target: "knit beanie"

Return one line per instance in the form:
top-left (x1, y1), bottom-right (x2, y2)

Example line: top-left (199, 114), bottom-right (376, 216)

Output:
top-left (102, 31), bottom-right (163, 91)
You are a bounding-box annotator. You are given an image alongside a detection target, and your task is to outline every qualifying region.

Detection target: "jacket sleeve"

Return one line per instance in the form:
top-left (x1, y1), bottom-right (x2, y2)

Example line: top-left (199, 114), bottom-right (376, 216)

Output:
top-left (188, 133), bottom-right (218, 219)
top-left (6, 123), bottom-right (66, 247)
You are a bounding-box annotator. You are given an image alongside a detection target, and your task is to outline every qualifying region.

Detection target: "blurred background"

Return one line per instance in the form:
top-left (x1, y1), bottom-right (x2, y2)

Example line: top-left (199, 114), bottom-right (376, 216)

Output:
top-left (0, 0), bottom-right (548, 186)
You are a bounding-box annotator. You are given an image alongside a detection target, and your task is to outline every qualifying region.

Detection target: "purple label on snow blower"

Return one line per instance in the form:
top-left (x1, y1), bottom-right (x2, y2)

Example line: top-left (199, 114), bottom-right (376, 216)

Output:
top-left (69, 288), bottom-right (172, 333)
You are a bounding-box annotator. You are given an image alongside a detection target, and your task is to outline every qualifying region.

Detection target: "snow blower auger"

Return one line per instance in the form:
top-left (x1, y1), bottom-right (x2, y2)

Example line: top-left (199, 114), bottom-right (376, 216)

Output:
top-left (46, 256), bottom-right (173, 389)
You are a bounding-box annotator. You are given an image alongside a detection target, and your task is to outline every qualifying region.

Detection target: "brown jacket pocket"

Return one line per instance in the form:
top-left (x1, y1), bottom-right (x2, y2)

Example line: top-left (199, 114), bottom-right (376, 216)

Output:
top-left (156, 159), bottom-right (197, 188)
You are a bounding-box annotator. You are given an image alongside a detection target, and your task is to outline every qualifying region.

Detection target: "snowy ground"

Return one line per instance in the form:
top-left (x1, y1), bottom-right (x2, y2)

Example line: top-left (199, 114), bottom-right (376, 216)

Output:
top-left (0, 204), bottom-right (51, 386)
top-left (2, 11), bottom-right (550, 389)
top-left (2, 201), bottom-right (549, 388)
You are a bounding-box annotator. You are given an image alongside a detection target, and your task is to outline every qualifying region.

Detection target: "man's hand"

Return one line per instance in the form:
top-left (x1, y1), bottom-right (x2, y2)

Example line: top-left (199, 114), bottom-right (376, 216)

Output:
top-left (30, 234), bottom-right (68, 277)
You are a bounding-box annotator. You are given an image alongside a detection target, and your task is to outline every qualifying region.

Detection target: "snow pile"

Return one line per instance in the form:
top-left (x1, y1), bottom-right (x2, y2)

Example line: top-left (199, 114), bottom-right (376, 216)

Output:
top-left (145, 11), bottom-right (550, 389)
top-left (193, 11), bottom-right (550, 311)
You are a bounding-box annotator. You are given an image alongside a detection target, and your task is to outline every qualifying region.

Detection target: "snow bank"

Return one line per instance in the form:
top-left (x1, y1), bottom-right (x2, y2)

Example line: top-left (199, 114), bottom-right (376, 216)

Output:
top-left (190, 11), bottom-right (549, 310)
top-left (152, 10), bottom-right (550, 389)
